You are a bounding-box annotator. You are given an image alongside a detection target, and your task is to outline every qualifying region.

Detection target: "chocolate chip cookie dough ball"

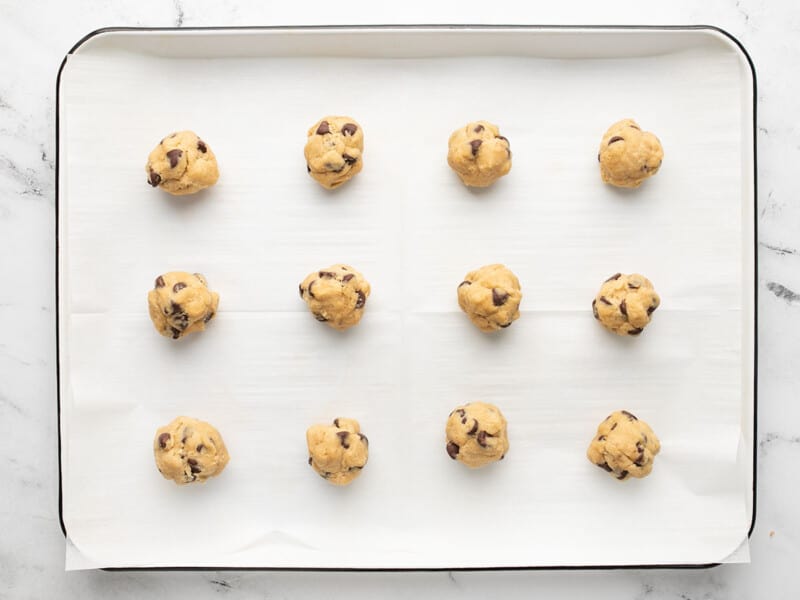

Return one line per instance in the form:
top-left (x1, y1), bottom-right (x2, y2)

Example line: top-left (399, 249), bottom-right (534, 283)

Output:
top-left (445, 402), bottom-right (509, 468)
top-left (587, 410), bottom-right (660, 481)
top-left (299, 264), bottom-right (370, 331)
top-left (592, 272), bottom-right (659, 336)
top-left (457, 264), bottom-right (522, 332)
top-left (306, 418), bottom-right (369, 486)
top-left (148, 271), bottom-right (219, 340)
top-left (146, 130), bottom-right (219, 195)
top-left (154, 416), bottom-right (230, 485)
top-left (598, 119), bottom-right (663, 188)
top-left (447, 121), bottom-right (512, 187)
top-left (304, 116), bottom-right (364, 189)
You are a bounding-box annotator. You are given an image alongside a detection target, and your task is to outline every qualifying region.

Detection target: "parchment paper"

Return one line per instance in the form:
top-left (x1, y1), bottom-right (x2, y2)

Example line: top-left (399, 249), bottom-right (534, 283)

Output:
top-left (59, 35), bottom-right (752, 569)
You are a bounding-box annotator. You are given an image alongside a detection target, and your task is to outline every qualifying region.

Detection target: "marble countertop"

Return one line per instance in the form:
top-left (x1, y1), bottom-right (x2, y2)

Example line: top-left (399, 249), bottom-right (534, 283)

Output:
top-left (1, 0), bottom-right (797, 597)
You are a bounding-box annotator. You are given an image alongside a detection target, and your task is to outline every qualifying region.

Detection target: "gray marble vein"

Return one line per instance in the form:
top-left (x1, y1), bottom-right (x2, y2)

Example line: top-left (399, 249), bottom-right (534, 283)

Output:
top-left (0, 0), bottom-right (798, 599)
top-left (765, 281), bottom-right (800, 303)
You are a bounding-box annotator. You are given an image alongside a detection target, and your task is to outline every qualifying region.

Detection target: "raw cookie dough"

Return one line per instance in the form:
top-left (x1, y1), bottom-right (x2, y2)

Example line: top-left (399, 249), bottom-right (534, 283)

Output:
top-left (304, 116), bottom-right (364, 189)
top-left (447, 121), bottom-right (512, 187)
top-left (457, 264), bottom-right (522, 332)
top-left (306, 418), bottom-right (369, 486)
top-left (445, 402), bottom-right (509, 468)
top-left (299, 264), bottom-right (371, 331)
top-left (146, 130), bottom-right (219, 195)
top-left (154, 416), bottom-right (230, 485)
top-left (148, 271), bottom-right (219, 340)
top-left (598, 119), bottom-right (663, 188)
top-left (586, 410), bottom-right (661, 481)
top-left (592, 272), bottom-right (660, 336)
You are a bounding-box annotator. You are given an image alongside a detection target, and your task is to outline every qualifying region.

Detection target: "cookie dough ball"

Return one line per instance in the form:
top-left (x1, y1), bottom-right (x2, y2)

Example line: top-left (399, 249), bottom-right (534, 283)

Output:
top-left (146, 130), bottom-right (219, 195)
top-left (304, 116), bottom-right (364, 189)
top-left (306, 418), bottom-right (369, 486)
top-left (445, 402), bottom-right (509, 468)
top-left (299, 264), bottom-right (370, 331)
top-left (447, 121), bottom-right (511, 187)
top-left (154, 416), bottom-right (230, 485)
top-left (148, 271), bottom-right (219, 340)
top-left (457, 264), bottom-right (522, 332)
top-left (592, 272), bottom-right (660, 336)
top-left (587, 410), bottom-right (661, 480)
top-left (598, 119), bottom-right (663, 188)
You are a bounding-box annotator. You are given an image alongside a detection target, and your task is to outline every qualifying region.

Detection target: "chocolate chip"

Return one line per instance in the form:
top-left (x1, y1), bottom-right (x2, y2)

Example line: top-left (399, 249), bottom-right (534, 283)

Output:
top-left (155, 275), bottom-right (165, 288)
top-left (600, 296), bottom-right (612, 305)
top-left (597, 462), bottom-right (613, 472)
top-left (170, 133), bottom-right (177, 139)
top-left (307, 280), bottom-right (316, 299)
top-left (469, 139), bottom-right (482, 156)
top-left (628, 327), bottom-right (644, 336)
top-left (170, 327), bottom-right (181, 339)
top-left (166, 149), bottom-right (183, 168)
top-left (158, 433), bottom-right (170, 449)
top-left (446, 442), bottom-right (460, 459)
top-left (358, 433), bottom-right (368, 446)
top-left (499, 322), bottom-right (512, 328)
top-left (456, 409), bottom-right (466, 417)
top-left (190, 464), bottom-right (202, 474)
top-left (341, 123), bottom-right (358, 136)
top-left (619, 299), bottom-right (627, 316)
top-left (608, 136), bottom-right (624, 145)
top-left (197, 140), bottom-right (207, 153)
top-left (306, 164), bottom-right (311, 173)
top-left (592, 298), bottom-right (599, 320)
top-left (605, 273), bottom-right (622, 282)
top-left (496, 135), bottom-right (509, 147)
top-left (196, 444), bottom-right (205, 452)
top-left (461, 417), bottom-right (467, 425)
top-left (169, 301), bottom-right (182, 315)
top-left (355, 290), bottom-right (366, 309)
top-left (641, 164), bottom-right (649, 172)
top-left (333, 418), bottom-right (340, 427)
top-left (647, 304), bottom-right (657, 315)
top-left (628, 280), bottom-right (641, 289)
top-left (203, 312), bottom-right (215, 323)
top-left (617, 470), bottom-right (629, 480)
top-left (636, 442), bottom-right (644, 452)
top-left (187, 458), bottom-right (198, 466)
top-left (621, 410), bottom-right (638, 421)
top-left (629, 124), bottom-right (641, 130)
top-left (597, 153), bottom-right (601, 162)
top-left (492, 288), bottom-right (509, 307)
top-left (500, 454), bottom-right (505, 460)
top-left (634, 455), bottom-right (645, 467)
top-left (173, 282), bottom-right (187, 293)
top-left (299, 284), bottom-right (304, 298)
top-left (308, 456), bottom-right (313, 466)
top-left (477, 430), bottom-right (488, 447)
top-left (314, 313), bottom-right (328, 322)
top-left (458, 281), bottom-right (471, 288)
top-left (467, 420), bottom-right (478, 435)
top-left (473, 125), bottom-right (485, 133)
top-left (337, 431), bottom-right (350, 449)
top-left (610, 422), bottom-right (617, 430)
top-left (316, 121), bottom-right (330, 135)
top-left (598, 435), bottom-right (606, 441)
top-left (319, 271), bottom-right (335, 278)
top-left (342, 273), bottom-right (355, 282)
top-left (148, 169), bottom-right (161, 187)
top-left (342, 153), bottom-right (357, 165)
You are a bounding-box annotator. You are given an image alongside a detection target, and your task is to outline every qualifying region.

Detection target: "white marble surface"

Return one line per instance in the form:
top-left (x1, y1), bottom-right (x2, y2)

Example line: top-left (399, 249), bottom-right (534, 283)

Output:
top-left (0, 0), bottom-right (797, 597)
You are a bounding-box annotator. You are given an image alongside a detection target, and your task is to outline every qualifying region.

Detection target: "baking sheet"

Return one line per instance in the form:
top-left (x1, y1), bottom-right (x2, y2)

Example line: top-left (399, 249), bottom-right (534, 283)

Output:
top-left (58, 27), bottom-right (755, 569)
